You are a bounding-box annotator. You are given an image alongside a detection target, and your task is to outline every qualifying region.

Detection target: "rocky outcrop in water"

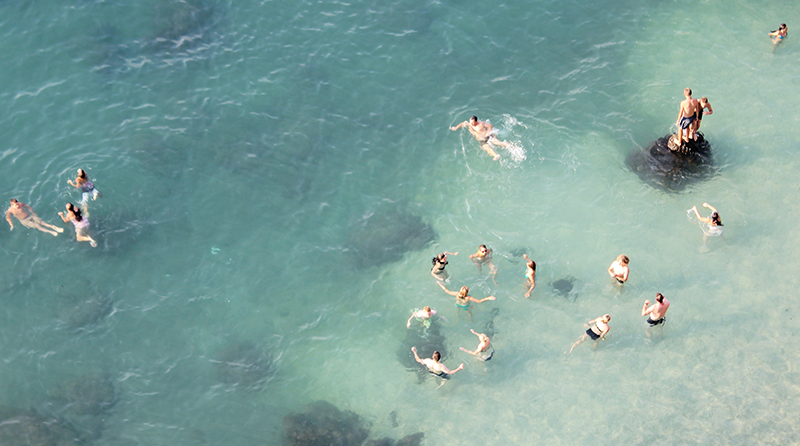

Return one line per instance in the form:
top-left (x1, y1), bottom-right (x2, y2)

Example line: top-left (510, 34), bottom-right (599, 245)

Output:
top-left (49, 374), bottom-right (117, 441)
top-left (282, 401), bottom-right (424, 446)
top-left (626, 133), bottom-right (714, 192)
top-left (551, 277), bottom-right (577, 301)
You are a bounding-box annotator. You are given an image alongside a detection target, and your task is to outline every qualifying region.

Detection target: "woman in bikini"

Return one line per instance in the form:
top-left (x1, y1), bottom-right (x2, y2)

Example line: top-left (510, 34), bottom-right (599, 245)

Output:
top-left (59, 203), bottom-right (97, 247)
top-left (437, 283), bottom-right (495, 320)
top-left (523, 254), bottom-right (536, 298)
top-left (691, 202), bottom-right (723, 242)
top-left (68, 168), bottom-right (102, 206)
top-left (769, 23), bottom-right (787, 45)
top-left (407, 306), bottom-right (437, 329)
top-left (431, 251), bottom-right (458, 282)
top-left (569, 314), bottom-right (611, 353)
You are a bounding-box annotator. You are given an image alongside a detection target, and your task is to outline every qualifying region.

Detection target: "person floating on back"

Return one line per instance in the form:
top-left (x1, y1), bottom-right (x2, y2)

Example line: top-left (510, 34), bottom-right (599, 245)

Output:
top-left (5, 199), bottom-right (63, 237)
top-left (450, 116), bottom-right (510, 161)
top-left (769, 23), bottom-right (787, 45)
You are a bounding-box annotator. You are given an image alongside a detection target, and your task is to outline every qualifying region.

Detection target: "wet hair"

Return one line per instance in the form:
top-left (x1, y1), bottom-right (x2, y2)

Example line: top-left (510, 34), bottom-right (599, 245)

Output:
top-left (470, 116), bottom-right (478, 122)
top-left (10, 198), bottom-right (17, 204)
top-left (527, 260), bottom-right (536, 271)
top-left (479, 244), bottom-right (488, 251)
top-left (684, 88), bottom-right (692, 96)
top-left (67, 203), bottom-right (83, 222)
top-left (656, 293), bottom-right (664, 303)
top-left (77, 169), bottom-right (87, 180)
top-left (711, 211), bottom-right (723, 226)
top-left (603, 314), bottom-right (611, 322)
top-left (423, 306), bottom-right (431, 312)
top-left (701, 96), bottom-right (708, 102)
top-left (432, 253), bottom-right (447, 266)
top-left (780, 24), bottom-right (787, 30)
top-left (458, 286), bottom-right (469, 298)
top-left (432, 351), bottom-right (441, 361)
top-left (617, 254), bottom-right (629, 265)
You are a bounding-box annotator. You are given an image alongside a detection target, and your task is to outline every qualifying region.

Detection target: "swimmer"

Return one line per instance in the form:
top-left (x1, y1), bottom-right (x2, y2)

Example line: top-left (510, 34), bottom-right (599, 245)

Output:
top-left (431, 251), bottom-right (458, 282)
top-left (407, 306), bottom-right (437, 329)
top-left (67, 168), bottom-right (102, 206)
top-left (469, 244), bottom-right (498, 284)
top-left (675, 88), bottom-right (699, 144)
top-left (693, 97), bottom-right (713, 135)
top-left (690, 203), bottom-right (723, 243)
top-left (459, 329), bottom-right (494, 361)
top-left (523, 254), bottom-right (536, 298)
top-left (438, 282), bottom-right (495, 321)
top-left (769, 23), bottom-right (787, 44)
top-left (58, 203), bottom-right (97, 247)
top-left (5, 199), bottom-right (63, 236)
top-left (642, 293), bottom-right (670, 329)
top-left (607, 254), bottom-right (629, 284)
top-left (411, 347), bottom-right (464, 379)
top-left (569, 314), bottom-right (611, 353)
top-left (450, 116), bottom-right (510, 161)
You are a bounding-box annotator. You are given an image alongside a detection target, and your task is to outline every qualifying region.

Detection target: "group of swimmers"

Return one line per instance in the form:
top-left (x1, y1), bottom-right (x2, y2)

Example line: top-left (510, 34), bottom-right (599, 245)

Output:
top-left (5, 168), bottom-right (102, 248)
top-left (409, 178), bottom-right (725, 379)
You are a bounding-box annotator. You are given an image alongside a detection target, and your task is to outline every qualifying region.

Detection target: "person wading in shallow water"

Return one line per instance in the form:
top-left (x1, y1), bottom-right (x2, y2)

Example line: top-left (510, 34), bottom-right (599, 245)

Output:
top-left (411, 347), bottom-right (464, 382)
top-left (569, 314), bottom-right (611, 353)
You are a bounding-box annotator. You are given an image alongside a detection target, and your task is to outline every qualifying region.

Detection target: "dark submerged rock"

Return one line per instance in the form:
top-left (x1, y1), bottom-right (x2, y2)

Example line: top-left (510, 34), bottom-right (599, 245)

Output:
top-left (396, 432), bottom-right (425, 446)
top-left (552, 277), bottom-right (577, 301)
top-left (364, 438), bottom-right (394, 446)
top-left (345, 205), bottom-right (437, 269)
top-left (0, 409), bottom-right (85, 446)
top-left (213, 342), bottom-right (274, 388)
top-left (626, 133), bottom-right (714, 192)
top-left (52, 374), bottom-right (117, 417)
top-left (58, 295), bottom-right (114, 332)
top-left (282, 401), bottom-right (369, 446)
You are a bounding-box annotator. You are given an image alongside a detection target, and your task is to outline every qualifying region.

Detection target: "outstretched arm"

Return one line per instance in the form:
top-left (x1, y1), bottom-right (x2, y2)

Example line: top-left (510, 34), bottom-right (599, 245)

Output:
top-left (450, 121), bottom-right (468, 131)
top-left (469, 295), bottom-right (496, 304)
top-left (410, 347), bottom-right (424, 364)
top-left (444, 251), bottom-right (458, 256)
top-left (442, 363), bottom-right (465, 375)
top-left (407, 314), bottom-right (415, 329)
top-left (58, 211), bottom-right (70, 223)
top-left (703, 203), bottom-right (718, 213)
top-left (437, 282), bottom-right (458, 296)
top-left (6, 210), bottom-right (13, 229)
top-left (704, 103), bottom-right (713, 115)
top-left (692, 206), bottom-right (712, 224)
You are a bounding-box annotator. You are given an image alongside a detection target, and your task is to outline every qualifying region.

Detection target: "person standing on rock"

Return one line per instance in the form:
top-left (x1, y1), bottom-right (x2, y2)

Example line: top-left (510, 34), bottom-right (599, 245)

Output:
top-left (675, 88), bottom-right (698, 145)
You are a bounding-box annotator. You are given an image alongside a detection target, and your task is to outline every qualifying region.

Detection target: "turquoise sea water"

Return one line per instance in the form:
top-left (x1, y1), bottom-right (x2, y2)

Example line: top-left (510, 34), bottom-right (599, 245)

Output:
top-left (1, 0), bottom-right (800, 444)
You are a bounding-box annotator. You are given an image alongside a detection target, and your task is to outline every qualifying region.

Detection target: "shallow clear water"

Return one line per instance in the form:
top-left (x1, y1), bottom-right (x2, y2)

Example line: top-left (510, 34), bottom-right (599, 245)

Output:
top-left (1, 0), bottom-right (799, 444)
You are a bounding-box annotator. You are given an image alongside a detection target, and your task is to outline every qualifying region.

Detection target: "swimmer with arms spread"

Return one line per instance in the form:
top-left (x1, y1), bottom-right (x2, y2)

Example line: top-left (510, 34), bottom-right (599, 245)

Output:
top-left (407, 306), bottom-right (437, 329)
top-left (469, 244), bottom-right (498, 284)
top-left (569, 314), bottom-right (611, 353)
top-left (675, 88), bottom-right (699, 144)
top-left (607, 254), bottom-right (630, 284)
top-left (523, 254), bottom-right (536, 298)
top-left (642, 293), bottom-right (670, 327)
top-left (769, 23), bottom-right (787, 44)
top-left (459, 329), bottom-right (493, 361)
top-left (438, 282), bottom-right (495, 321)
top-left (450, 116), bottom-right (510, 161)
top-left (431, 251), bottom-right (458, 282)
top-left (411, 347), bottom-right (464, 379)
top-left (5, 199), bottom-right (63, 236)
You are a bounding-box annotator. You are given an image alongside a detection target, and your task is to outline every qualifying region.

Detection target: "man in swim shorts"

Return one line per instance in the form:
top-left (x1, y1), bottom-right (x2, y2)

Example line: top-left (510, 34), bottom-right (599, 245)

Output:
top-left (607, 254), bottom-right (629, 284)
top-left (411, 347), bottom-right (464, 379)
top-left (675, 88), bottom-right (698, 145)
top-left (693, 97), bottom-right (713, 136)
top-left (450, 116), bottom-right (510, 161)
top-left (459, 329), bottom-right (494, 361)
top-left (5, 199), bottom-right (63, 237)
top-left (641, 293), bottom-right (670, 327)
